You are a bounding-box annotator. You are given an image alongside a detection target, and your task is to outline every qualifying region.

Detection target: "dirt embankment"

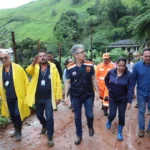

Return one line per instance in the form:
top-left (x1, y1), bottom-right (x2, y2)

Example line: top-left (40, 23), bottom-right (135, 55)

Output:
top-left (0, 101), bottom-right (150, 150)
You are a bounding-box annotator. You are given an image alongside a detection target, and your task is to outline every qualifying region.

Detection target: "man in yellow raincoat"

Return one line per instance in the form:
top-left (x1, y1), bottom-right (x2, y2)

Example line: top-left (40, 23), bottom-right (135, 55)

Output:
top-left (0, 52), bottom-right (30, 142)
top-left (25, 50), bottom-right (62, 147)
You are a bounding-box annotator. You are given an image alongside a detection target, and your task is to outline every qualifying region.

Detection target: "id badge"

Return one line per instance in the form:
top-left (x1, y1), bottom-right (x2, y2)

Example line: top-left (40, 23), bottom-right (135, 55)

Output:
top-left (41, 80), bottom-right (45, 86)
top-left (5, 81), bottom-right (9, 87)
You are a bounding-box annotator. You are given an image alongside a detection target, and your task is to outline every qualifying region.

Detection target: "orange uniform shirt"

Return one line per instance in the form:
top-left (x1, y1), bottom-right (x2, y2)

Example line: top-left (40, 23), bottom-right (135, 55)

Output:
top-left (96, 62), bottom-right (115, 98)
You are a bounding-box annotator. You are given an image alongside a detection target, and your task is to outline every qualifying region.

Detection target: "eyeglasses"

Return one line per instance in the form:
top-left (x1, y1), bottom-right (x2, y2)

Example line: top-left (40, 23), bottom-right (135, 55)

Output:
top-left (76, 51), bottom-right (85, 54)
top-left (0, 56), bottom-right (8, 61)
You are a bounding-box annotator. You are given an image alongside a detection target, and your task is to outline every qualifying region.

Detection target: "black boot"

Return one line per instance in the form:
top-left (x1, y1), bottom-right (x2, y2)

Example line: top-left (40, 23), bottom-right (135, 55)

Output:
top-left (11, 128), bottom-right (17, 137)
top-left (104, 107), bottom-right (108, 116)
top-left (48, 137), bottom-right (54, 147)
top-left (103, 96), bottom-right (109, 116)
top-left (16, 127), bottom-right (22, 142)
top-left (41, 126), bottom-right (46, 134)
top-left (75, 136), bottom-right (82, 145)
top-left (89, 127), bottom-right (94, 136)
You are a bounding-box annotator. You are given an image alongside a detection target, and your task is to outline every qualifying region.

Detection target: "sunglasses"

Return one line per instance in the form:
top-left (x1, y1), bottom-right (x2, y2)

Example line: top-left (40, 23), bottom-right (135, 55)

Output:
top-left (76, 51), bottom-right (85, 54)
top-left (0, 56), bottom-right (8, 61)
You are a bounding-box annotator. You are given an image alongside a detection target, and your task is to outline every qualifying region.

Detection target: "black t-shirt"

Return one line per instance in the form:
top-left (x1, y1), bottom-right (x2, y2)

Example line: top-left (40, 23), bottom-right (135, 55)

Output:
top-left (53, 59), bottom-right (62, 79)
top-left (35, 65), bottom-right (51, 100)
top-left (66, 60), bottom-right (95, 99)
top-left (2, 65), bottom-right (17, 99)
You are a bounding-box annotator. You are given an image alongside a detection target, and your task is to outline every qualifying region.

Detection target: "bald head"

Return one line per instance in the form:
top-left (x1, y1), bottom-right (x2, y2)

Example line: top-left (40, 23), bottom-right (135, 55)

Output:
top-left (0, 52), bottom-right (10, 66)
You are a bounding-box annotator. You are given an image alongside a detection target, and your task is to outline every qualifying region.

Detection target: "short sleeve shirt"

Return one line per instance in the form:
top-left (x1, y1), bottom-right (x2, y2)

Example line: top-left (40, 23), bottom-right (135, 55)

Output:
top-left (66, 60), bottom-right (95, 99)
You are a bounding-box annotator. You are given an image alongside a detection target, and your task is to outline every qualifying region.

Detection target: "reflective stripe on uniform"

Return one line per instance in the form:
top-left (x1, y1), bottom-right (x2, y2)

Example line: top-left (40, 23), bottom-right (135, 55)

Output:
top-left (99, 77), bottom-right (105, 80)
top-left (99, 68), bottom-right (104, 71)
top-left (103, 103), bottom-right (109, 106)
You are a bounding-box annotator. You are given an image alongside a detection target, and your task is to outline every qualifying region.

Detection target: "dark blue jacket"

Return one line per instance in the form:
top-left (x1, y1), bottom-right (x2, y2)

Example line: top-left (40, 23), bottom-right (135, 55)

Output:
top-left (66, 61), bottom-right (95, 99)
top-left (105, 68), bottom-right (134, 103)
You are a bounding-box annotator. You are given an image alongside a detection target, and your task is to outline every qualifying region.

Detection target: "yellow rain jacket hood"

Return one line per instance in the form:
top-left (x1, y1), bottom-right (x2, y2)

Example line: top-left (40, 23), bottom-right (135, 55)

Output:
top-left (0, 62), bottom-right (30, 121)
top-left (25, 62), bottom-right (62, 109)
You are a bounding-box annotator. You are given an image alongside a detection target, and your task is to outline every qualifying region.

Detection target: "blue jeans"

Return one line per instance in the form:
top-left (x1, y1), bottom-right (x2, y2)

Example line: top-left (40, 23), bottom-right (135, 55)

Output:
top-left (72, 96), bottom-right (94, 137)
top-left (108, 101), bottom-right (127, 126)
top-left (137, 94), bottom-right (150, 130)
top-left (7, 98), bottom-right (22, 130)
top-left (35, 99), bottom-right (54, 139)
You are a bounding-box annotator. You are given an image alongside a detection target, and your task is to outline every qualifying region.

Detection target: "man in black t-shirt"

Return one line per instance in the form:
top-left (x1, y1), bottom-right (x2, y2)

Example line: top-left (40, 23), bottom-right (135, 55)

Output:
top-left (47, 52), bottom-right (62, 79)
top-left (26, 50), bottom-right (62, 147)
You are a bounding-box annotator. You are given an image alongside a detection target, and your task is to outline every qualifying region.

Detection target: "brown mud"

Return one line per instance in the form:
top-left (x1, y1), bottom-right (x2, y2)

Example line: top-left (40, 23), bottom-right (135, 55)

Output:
top-left (0, 101), bottom-right (150, 150)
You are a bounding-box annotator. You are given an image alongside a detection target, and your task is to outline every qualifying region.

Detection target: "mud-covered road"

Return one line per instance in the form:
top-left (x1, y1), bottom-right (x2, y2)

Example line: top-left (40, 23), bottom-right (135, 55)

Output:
top-left (0, 101), bottom-right (150, 150)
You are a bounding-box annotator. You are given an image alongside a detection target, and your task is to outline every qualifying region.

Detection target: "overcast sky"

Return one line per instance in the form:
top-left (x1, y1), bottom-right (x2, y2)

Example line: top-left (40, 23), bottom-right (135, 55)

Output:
top-left (0, 0), bottom-right (34, 9)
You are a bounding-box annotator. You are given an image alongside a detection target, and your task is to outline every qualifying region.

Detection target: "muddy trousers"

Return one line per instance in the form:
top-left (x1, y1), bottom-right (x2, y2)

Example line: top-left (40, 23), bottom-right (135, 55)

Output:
top-left (72, 96), bottom-right (94, 137)
top-left (108, 101), bottom-right (127, 126)
top-left (35, 99), bottom-right (54, 139)
top-left (7, 98), bottom-right (22, 131)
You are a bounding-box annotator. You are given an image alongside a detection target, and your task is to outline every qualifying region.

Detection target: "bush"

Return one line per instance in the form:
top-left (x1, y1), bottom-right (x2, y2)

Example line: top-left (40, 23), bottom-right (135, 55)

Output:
top-left (0, 101), bottom-right (11, 128)
top-left (0, 115), bottom-right (11, 128)
top-left (109, 48), bottom-right (128, 62)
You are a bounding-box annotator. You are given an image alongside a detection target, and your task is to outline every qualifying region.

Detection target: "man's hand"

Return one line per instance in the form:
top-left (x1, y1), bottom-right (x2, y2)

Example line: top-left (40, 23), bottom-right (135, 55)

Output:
top-left (32, 55), bottom-right (39, 66)
top-left (56, 100), bottom-right (61, 106)
top-left (127, 103), bottom-right (131, 110)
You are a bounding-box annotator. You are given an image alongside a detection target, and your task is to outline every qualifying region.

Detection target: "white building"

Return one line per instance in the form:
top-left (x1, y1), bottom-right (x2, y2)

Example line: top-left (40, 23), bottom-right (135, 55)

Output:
top-left (107, 39), bottom-right (139, 52)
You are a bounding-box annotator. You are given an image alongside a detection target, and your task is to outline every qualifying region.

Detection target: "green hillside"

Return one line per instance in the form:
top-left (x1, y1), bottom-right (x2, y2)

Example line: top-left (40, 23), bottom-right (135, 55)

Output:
top-left (0, 0), bottom-right (149, 52)
top-left (0, 0), bottom-right (95, 42)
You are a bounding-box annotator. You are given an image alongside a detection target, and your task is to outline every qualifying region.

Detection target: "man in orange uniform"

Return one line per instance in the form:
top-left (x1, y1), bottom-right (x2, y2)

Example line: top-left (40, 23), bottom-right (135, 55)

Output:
top-left (96, 53), bottom-right (115, 116)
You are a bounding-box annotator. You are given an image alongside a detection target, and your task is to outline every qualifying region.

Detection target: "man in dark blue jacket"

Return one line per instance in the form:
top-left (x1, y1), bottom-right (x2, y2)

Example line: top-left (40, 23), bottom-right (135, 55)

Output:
top-left (65, 44), bottom-right (99, 145)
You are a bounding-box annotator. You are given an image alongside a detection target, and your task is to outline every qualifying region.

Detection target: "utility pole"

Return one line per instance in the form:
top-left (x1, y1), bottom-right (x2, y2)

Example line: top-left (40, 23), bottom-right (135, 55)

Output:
top-left (90, 27), bottom-right (93, 59)
top-left (11, 32), bottom-right (18, 63)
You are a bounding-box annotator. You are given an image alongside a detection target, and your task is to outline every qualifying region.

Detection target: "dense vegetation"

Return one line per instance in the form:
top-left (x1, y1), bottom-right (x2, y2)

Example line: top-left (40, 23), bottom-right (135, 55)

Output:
top-left (0, 0), bottom-right (149, 64)
top-left (0, 0), bottom-right (149, 127)
top-left (0, 101), bottom-right (11, 128)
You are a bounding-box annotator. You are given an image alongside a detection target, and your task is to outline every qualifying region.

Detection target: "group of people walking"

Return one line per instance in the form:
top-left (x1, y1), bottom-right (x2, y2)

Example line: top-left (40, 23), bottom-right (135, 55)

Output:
top-left (0, 44), bottom-right (150, 147)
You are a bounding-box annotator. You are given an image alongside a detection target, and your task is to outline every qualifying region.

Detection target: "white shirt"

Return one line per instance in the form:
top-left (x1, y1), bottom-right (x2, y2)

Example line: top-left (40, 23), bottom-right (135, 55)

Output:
top-left (127, 62), bottom-right (134, 73)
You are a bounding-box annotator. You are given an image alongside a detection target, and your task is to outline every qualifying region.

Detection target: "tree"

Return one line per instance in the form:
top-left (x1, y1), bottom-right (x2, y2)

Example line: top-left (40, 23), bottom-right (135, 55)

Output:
top-left (72, 0), bottom-right (83, 5)
top-left (53, 10), bottom-right (82, 55)
top-left (106, 0), bottom-right (128, 26)
top-left (109, 48), bottom-right (128, 62)
top-left (128, 0), bottom-right (150, 43)
top-left (16, 38), bottom-right (47, 68)
top-left (51, 8), bottom-right (57, 17)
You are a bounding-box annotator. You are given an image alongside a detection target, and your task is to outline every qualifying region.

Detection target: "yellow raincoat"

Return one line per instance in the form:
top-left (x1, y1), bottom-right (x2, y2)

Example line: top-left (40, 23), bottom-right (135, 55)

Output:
top-left (0, 63), bottom-right (30, 121)
top-left (25, 62), bottom-right (62, 109)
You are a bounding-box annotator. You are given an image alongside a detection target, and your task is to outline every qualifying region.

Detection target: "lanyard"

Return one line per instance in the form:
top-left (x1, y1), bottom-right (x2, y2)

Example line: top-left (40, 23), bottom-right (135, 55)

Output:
top-left (41, 67), bottom-right (48, 79)
top-left (5, 68), bottom-right (11, 81)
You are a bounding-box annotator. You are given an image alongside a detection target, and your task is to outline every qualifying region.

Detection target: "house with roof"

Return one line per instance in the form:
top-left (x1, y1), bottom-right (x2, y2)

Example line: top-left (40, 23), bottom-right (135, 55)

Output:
top-left (107, 39), bottom-right (139, 52)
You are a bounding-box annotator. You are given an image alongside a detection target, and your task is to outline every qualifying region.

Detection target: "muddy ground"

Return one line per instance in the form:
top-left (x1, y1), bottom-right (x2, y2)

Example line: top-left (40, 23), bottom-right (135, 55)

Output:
top-left (0, 100), bottom-right (150, 150)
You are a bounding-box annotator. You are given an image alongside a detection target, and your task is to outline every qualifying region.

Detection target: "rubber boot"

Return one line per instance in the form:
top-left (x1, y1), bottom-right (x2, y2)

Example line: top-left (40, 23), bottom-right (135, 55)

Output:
top-left (11, 127), bottom-right (17, 137)
top-left (106, 120), bottom-right (111, 129)
top-left (16, 127), bottom-right (22, 142)
top-left (117, 125), bottom-right (123, 141)
top-left (48, 137), bottom-right (54, 147)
